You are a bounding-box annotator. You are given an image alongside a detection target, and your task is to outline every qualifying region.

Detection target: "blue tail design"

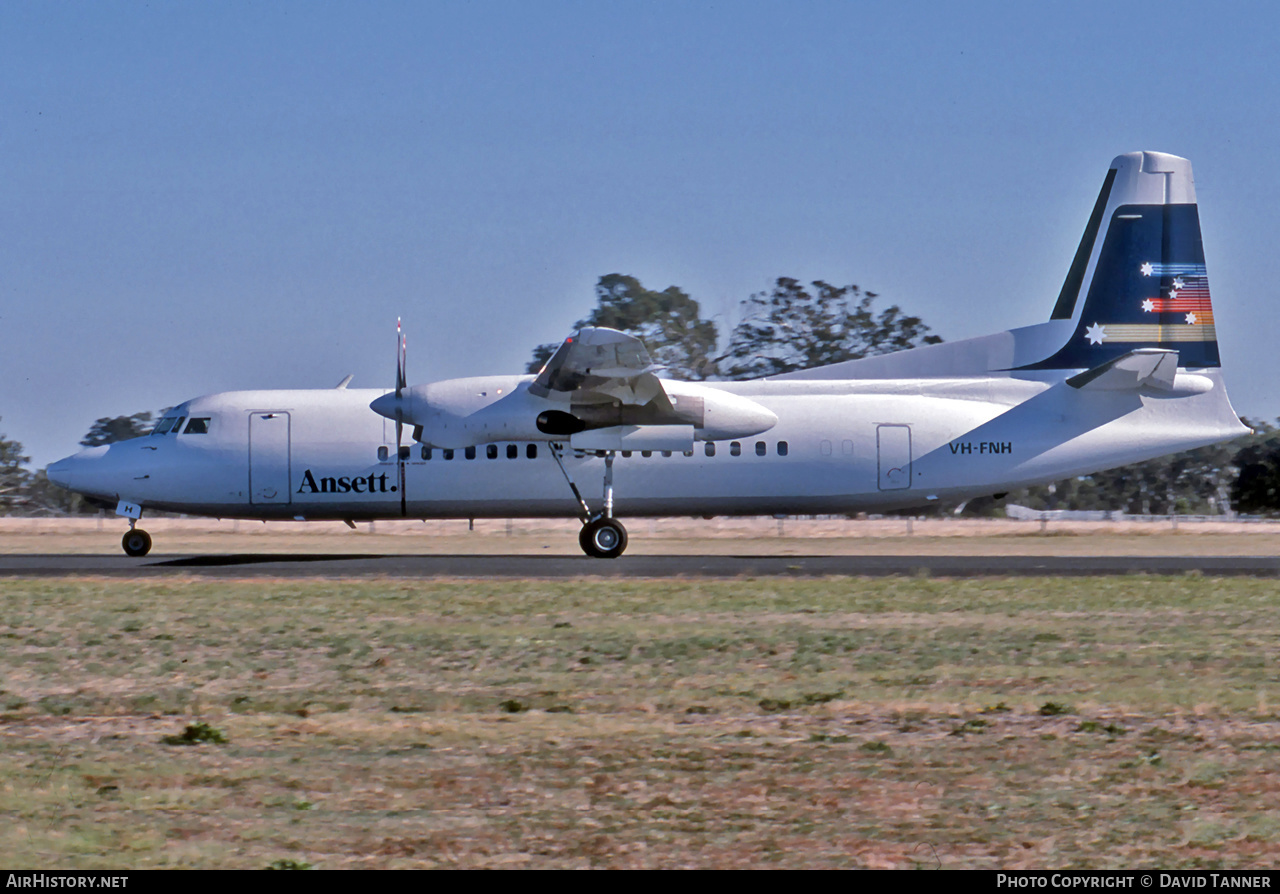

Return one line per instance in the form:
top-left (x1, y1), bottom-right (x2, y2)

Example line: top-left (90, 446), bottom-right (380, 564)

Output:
top-left (1020, 152), bottom-right (1220, 371)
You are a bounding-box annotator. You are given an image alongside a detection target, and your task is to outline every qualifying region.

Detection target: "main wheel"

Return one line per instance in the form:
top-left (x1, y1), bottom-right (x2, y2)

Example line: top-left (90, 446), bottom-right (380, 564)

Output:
top-left (580, 517), bottom-right (627, 559)
top-left (121, 528), bottom-right (152, 557)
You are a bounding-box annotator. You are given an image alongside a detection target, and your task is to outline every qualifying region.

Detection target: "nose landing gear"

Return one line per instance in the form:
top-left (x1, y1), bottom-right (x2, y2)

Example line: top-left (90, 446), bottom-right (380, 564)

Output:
top-left (121, 526), bottom-right (152, 557)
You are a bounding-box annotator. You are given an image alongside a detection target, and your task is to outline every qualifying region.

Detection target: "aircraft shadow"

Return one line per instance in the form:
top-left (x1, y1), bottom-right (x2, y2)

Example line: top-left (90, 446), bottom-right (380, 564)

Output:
top-left (150, 553), bottom-right (386, 567)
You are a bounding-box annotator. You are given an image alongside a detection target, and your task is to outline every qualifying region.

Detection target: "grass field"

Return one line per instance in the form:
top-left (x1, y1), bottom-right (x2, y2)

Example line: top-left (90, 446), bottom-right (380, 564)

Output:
top-left (3, 574), bottom-right (1278, 868)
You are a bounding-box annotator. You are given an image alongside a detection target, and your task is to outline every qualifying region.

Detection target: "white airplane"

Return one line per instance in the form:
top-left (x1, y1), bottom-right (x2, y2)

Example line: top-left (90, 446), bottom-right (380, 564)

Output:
top-left (47, 151), bottom-right (1248, 558)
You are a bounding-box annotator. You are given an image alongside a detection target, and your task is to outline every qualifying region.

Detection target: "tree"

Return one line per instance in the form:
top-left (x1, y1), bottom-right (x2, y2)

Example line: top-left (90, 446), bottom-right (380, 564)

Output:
top-left (80, 412), bottom-right (154, 447)
top-left (717, 278), bottom-right (943, 380)
top-left (1231, 420), bottom-right (1280, 515)
top-left (528, 274), bottom-right (720, 380)
top-left (0, 422), bottom-right (33, 516)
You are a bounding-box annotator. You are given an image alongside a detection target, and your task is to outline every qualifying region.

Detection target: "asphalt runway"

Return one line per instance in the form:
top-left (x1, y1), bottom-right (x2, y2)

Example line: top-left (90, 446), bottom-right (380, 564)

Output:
top-left (3, 553), bottom-right (1280, 577)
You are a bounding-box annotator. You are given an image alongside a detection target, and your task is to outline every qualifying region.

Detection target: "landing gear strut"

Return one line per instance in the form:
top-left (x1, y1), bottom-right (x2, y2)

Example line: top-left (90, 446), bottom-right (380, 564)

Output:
top-left (551, 445), bottom-right (629, 559)
top-left (121, 524), bottom-right (152, 558)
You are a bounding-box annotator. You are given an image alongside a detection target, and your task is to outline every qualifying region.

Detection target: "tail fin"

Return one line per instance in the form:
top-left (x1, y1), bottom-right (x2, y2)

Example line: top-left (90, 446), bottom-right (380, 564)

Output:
top-left (1020, 151), bottom-right (1220, 370)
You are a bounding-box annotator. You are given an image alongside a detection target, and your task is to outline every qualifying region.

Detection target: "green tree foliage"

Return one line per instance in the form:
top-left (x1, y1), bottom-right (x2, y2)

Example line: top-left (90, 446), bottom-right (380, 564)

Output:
top-left (1230, 420), bottom-right (1280, 515)
top-left (80, 412), bottom-right (154, 447)
top-left (717, 278), bottom-right (943, 380)
top-left (0, 422), bottom-right (33, 515)
top-left (528, 274), bottom-right (720, 380)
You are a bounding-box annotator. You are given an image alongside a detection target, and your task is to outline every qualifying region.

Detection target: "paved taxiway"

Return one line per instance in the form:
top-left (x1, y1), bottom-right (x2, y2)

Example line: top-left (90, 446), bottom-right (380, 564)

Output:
top-left (3, 554), bottom-right (1279, 577)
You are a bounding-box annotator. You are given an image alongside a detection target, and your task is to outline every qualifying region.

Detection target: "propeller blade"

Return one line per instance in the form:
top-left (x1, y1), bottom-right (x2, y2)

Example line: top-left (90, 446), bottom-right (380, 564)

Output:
top-left (395, 318), bottom-right (408, 516)
top-left (394, 318), bottom-right (406, 448)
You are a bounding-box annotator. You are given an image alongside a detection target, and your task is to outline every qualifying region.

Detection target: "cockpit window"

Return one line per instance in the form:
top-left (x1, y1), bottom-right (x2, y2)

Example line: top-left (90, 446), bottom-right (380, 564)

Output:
top-left (151, 414), bottom-right (193, 436)
top-left (183, 418), bottom-right (211, 434)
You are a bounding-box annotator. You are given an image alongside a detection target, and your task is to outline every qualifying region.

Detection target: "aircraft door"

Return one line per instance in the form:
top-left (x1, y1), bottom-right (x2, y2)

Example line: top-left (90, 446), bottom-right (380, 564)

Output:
top-left (249, 412), bottom-right (291, 504)
top-left (877, 424), bottom-right (912, 490)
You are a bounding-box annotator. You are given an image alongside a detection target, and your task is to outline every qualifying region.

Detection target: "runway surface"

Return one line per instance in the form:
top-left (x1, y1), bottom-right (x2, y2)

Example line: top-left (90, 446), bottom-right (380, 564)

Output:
top-left (4, 553), bottom-right (1280, 577)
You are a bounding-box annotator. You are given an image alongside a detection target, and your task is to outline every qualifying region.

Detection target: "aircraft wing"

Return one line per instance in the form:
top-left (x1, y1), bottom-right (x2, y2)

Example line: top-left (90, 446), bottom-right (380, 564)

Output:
top-left (529, 327), bottom-right (670, 407)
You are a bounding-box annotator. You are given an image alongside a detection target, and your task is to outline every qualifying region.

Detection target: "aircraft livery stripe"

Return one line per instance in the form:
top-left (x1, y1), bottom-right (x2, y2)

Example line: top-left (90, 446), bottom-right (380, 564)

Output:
top-left (1096, 324), bottom-right (1216, 341)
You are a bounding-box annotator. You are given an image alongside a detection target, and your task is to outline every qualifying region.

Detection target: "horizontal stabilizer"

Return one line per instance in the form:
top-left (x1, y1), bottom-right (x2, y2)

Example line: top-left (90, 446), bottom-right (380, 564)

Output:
top-left (1066, 348), bottom-right (1178, 391)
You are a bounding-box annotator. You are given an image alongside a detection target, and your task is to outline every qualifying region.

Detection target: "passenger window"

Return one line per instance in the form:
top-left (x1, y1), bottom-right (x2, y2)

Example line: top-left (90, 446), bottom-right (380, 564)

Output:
top-left (778, 441), bottom-right (788, 456)
top-left (755, 441), bottom-right (766, 456)
top-left (730, 442), bottom-right (741, 456)
top-left (443, 449), bottom-right (454, 460)
top-left (820, 440), bottom-right (832, 456)
top-left (705, 443), bottom-right (716, 457)
top-left (422, 446), bottom-right (432, 460)
top-left (507, 444), bottom-right (518, 459)
top-left (526, 443), bottom-right (537, 459)
top-left (465, 446), bottom-right (476, 460)
top-left (487, 444), bottom-right (498, 459)
top-left (641, 450), bottom-right (652, 458)
top-left (377, 446), bottom-right (389, 461)
top-left (683, 450), bottom-right (693, 457)
top-left (621, 450), bottom-right (632, 458)
top-left (842, 439), bottom-right (854, 456)
top-left (661, 450), bottom-right (672, 458)
top-left (183, 418), bottom-right (211, 434)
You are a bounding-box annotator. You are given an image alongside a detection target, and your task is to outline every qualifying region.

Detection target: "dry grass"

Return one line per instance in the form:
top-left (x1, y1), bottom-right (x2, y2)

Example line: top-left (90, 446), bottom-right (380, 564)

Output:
top-left (2, 575), bottom-right (1279, 868)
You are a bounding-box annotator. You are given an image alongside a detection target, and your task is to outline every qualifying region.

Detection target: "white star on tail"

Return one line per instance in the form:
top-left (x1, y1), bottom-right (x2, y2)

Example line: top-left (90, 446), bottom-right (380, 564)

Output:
top-left (1173, 277), bottom-right (1185, 289)
top-left (1140, 262), bottom-right (1154, 276)
top-left (1142, 299), bottom-right (1155, 313)
top-left (1186, 312), bottom-right (1198, 325)
top-left (1085, 322), bottom-right (1107, 344)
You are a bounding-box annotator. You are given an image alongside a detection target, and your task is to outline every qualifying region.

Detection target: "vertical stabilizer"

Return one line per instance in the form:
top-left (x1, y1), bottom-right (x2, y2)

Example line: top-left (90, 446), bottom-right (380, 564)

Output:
top-left (1022, 151), bottom-right (1220, 370)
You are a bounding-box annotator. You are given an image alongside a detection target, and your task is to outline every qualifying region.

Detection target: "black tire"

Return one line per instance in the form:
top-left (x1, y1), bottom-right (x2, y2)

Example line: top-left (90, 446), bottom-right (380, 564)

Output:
top-left (121, 529), bottom-right (152, 558)
top-left (580, 517), bottom-right (627, 559)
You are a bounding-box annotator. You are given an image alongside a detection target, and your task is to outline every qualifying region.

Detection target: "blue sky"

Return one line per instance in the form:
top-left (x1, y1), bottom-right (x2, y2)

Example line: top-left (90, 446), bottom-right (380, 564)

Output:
top-left (4, 1), bottom-right (1278, 467)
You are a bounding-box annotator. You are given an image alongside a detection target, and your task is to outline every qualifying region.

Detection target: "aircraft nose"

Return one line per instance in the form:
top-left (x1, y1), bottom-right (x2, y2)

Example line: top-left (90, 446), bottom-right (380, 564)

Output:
top-left (45, 446), bottom-right (110, 493)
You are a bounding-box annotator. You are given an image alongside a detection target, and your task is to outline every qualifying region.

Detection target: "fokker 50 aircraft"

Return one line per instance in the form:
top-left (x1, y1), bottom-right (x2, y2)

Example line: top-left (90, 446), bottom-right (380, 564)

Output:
top-left (48, 151), bottom-right (1247, 558)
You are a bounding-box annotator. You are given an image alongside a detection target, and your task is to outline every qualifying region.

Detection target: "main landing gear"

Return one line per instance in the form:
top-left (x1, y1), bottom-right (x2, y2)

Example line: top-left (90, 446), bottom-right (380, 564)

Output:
top-left (121, 523), bottom-right (152, 557)
top-left (579, 516), bottom-right (628, 559)
top-left (551, 445), bottom-right (629, 559)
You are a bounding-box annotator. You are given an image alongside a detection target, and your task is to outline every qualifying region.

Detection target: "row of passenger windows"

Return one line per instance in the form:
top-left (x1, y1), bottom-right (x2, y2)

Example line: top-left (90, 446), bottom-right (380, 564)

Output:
top-left (151, 416), bottom-right (212, 436)
top-left (376, 441), bottom-right (791, 461)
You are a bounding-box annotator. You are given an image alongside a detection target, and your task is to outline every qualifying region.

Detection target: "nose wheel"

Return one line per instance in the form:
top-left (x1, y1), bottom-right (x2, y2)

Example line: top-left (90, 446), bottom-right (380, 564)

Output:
top-left (580, 516), bottom-right (627, 559)
top-left (121, 528), bottom-right (153, 557)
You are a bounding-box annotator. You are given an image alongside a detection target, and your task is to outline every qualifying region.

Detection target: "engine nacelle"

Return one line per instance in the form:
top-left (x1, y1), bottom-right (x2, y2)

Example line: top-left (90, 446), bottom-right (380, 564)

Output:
top-left (371, 376), bottom-right (777, 449)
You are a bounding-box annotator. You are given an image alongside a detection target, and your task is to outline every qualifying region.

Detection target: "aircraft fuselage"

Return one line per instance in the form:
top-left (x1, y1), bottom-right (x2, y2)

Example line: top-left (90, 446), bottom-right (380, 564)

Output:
top-left (50, 369), bottom-right (1241, 523)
